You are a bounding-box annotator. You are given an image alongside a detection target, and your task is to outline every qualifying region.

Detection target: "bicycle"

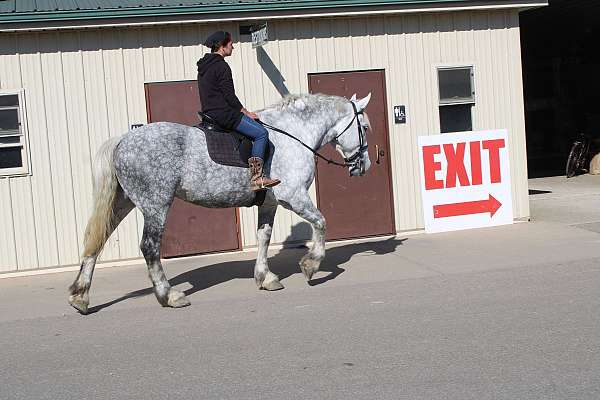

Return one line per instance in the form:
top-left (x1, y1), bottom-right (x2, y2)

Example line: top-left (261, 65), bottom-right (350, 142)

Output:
top-left (566, 133), bottom-right (591, 178)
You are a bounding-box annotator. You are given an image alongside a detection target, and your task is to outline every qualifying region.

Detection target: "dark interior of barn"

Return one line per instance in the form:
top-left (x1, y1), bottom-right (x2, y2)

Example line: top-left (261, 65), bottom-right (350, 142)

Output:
top-left (520, 0), bottom-right (600, 177)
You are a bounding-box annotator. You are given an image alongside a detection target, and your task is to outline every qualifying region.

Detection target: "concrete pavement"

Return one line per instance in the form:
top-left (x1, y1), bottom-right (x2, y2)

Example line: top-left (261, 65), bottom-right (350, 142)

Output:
top-left (0, 175), bottom-right (599, 399)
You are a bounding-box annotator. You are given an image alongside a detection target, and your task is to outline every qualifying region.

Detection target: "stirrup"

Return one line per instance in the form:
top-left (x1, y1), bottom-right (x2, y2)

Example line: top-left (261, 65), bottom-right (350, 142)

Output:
top-left (255, 177), bottom-right (280, 190)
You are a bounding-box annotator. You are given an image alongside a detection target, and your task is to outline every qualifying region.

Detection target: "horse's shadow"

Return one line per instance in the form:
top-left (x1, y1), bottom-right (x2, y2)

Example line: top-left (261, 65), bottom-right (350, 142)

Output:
top-left (86, 233), bottom-right (406, 314)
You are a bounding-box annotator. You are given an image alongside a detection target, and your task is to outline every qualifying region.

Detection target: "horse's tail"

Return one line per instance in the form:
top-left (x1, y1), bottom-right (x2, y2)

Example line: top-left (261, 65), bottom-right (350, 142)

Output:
top-left (82, 136), bottom-right (122, 257)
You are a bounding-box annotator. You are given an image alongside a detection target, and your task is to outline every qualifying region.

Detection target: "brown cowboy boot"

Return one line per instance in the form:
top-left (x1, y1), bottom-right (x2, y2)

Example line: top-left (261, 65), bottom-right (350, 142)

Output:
top-left (248, 157), bottom-right (281, 191)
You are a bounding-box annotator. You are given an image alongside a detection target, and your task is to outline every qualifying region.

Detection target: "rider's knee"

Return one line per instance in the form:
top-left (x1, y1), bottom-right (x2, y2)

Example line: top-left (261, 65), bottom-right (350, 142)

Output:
top-left (257, 126), bottom-right (268, 140)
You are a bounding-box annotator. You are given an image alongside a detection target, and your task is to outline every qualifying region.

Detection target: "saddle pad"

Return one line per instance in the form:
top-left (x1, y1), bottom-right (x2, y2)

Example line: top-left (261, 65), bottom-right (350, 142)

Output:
top-left (203, 126), bottom-right (252, 168)
top-left (195, 124), bottom-right (267, 207)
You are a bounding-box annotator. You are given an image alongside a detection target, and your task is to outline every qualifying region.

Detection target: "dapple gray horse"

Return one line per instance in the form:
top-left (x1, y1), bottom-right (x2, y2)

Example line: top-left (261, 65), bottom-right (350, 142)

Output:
top-left (68, 93), bottom-right (372, 313)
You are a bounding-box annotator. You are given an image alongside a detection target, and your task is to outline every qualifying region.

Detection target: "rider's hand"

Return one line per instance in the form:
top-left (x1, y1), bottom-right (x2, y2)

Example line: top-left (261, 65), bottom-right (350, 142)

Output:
top-left (242, 108), bottom-right (259, 120)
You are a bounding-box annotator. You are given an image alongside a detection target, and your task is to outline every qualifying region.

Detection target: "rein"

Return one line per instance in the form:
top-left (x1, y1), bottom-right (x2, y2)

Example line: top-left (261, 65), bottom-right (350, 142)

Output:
top-left (257, 102), bottom-right (367, 168)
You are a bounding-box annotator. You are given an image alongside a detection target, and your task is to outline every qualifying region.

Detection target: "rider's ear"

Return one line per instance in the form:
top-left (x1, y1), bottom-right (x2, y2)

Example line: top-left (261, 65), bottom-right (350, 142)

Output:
top-left (356, 92), bottom-right (372, 111)
top-left (350, 93), bottom-right (357, 101)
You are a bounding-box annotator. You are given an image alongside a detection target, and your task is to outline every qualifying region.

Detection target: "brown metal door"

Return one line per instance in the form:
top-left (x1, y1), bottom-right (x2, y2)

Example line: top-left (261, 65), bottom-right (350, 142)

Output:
top-left (309, 71), bottom-right (395, 240)
top-left (145, 81), bottom-right (241, 257)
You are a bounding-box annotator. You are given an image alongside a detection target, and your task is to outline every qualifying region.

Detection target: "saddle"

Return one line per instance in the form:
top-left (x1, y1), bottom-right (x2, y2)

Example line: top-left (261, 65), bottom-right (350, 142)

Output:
top-left (196, 112), bottom-right (270, 168)
top-left (196, 112), bottom-right (268, 206)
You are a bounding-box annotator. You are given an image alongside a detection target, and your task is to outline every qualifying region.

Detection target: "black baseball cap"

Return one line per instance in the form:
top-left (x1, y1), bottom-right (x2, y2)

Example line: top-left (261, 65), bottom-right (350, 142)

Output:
top-left (203, 31), bottom-right (230, 48)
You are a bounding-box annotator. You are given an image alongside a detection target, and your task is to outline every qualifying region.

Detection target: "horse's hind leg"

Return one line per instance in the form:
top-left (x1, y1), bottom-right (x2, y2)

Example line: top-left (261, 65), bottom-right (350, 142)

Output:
top-left (69, 187), bottom-right (134, 314)
top-left (68, 256), bottom-right (98, 314)
top-left (281, 190), bottom-right (326, 281)
top-left (140, 209), bottom-right (190, 308)
top-left (255, 197), bottom-right (283, 291)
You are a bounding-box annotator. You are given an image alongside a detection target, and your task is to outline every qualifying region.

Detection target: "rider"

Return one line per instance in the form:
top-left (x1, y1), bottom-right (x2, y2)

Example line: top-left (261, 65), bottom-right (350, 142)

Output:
top-left (197, 31), bottom-right (280, 192)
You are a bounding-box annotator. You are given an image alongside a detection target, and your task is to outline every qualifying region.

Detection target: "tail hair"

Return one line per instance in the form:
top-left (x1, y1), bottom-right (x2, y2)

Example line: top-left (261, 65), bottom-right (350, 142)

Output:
top-left (82, 136), bottom-right (122, 257)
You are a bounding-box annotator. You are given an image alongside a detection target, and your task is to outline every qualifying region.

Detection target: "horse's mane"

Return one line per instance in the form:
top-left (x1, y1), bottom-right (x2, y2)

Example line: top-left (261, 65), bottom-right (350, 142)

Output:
top-left (266, 93), bottom-right (349, 115)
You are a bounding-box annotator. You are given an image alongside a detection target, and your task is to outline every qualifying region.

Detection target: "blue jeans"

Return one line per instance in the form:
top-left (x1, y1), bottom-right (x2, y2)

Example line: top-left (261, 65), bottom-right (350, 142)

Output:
top-left (235, 115), bottom-right (268, 159)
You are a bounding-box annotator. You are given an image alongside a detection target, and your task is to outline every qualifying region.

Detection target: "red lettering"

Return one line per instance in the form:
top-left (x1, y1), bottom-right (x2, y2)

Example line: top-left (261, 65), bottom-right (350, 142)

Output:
top-left (470, 141), bottom-right (482, 185)
top-left (423, 145), bottom-right (444, 190)
top-left (444, 142), bottom-right (470, 188)
top-left (482, 139), bottom-right (505, 183)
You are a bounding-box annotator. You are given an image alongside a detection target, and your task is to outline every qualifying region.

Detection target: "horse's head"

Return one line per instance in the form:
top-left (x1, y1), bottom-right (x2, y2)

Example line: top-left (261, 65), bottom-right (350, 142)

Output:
top-left (331, 93), bottom-right (372, 176)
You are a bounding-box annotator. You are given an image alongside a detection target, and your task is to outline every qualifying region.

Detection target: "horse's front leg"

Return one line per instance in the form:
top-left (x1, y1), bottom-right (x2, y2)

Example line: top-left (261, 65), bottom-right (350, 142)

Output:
top-left (284, 190), bottom-right (326, 281)
top-left (255, 197), bottom-right (284, 291)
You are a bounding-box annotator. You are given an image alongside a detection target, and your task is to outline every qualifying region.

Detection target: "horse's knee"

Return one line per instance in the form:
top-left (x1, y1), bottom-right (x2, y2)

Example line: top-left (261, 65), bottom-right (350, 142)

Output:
top-left (312, 220), bottom-right (326, 235)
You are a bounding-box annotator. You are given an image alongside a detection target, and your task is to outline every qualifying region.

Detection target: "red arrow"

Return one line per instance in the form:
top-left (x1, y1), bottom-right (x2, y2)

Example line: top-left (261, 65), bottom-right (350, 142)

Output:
top-left (433, 194), bottom-right (502, 219)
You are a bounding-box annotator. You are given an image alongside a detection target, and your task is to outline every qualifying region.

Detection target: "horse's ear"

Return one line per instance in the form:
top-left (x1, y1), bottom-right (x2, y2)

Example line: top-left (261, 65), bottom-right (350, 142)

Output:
top-left (350, 93), bottom-right (357, 101)
top-left (356, 92), bottom-right (372, 111)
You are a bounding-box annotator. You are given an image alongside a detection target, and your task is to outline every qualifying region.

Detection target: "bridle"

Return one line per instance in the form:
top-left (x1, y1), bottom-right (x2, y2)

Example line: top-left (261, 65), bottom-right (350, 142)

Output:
top-left (334, 101), bottom-right (368, 173)
top-left (257, 101), bottom-right (368, 172)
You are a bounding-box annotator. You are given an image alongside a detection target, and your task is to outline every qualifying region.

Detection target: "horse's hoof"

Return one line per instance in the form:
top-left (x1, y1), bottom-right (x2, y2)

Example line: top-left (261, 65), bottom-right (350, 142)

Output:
top-left (167, 289), bottom-right (191, 308)
top-left (260, 272), bottom-right (284, 291)
top-left (68, 295), bottom-right (89, 314)
top-left (300, 255), bottom-right (320, 281)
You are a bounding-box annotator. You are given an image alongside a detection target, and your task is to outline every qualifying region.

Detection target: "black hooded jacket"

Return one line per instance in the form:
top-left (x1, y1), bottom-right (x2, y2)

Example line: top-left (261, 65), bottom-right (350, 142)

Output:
top-left (197, 53), bottom-right (244, 130)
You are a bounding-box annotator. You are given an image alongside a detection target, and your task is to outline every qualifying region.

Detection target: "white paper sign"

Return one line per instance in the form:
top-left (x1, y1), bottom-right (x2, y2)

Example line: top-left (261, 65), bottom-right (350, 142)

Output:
top-left (418, 130), bottom-right (513, 233)
top-left (251, 24), bottom-right (268, 48)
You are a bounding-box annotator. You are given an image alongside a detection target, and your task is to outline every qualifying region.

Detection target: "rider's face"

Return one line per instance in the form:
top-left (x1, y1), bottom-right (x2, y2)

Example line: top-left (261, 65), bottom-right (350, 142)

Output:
top-left (223, 40), bottom-right (234, 56)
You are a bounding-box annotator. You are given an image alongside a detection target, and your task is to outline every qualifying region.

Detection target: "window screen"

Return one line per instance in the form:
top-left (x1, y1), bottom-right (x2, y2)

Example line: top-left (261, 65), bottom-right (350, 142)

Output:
top-left (439, 67), bottom-right (474, 104)
top-left (438, 67), bottom-right (475, 133)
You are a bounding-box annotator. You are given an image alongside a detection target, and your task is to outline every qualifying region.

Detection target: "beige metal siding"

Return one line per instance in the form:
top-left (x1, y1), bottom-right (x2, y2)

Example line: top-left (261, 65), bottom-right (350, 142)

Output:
top-left (0, 10), bottom-right (529, 271)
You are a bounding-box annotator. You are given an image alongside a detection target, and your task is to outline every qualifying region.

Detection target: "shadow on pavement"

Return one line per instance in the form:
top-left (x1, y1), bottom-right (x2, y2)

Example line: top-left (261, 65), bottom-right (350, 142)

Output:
top-left (87, 235), bottom-right (406, 314)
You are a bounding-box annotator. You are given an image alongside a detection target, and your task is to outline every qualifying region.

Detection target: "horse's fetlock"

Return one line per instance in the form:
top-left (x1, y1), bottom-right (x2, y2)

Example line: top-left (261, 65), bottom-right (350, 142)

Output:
top-left (153, 285), bottom-right (170, 306)
top-left (254, 271), bottom-right (267, 287)
top-left (300, 253), bottom-right (321, 281)
top-left (68, 281), bottom-right (87, 296)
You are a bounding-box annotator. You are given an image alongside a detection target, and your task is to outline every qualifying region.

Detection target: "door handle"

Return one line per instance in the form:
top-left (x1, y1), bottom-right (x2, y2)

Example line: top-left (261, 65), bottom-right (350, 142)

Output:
top-left (375, 145), bottom-right (385, 164)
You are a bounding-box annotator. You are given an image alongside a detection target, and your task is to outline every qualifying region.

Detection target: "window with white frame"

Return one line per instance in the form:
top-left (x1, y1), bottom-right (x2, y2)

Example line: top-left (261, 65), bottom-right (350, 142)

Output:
top-left (0, 91), bottom-right (30, 176)
top-left (438, 66), bottom-right (475, 133)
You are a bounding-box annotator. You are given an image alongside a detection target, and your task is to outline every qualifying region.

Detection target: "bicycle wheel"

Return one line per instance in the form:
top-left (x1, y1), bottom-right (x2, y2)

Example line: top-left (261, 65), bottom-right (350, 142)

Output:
top-left (566, 141), bottom-right (584, 178)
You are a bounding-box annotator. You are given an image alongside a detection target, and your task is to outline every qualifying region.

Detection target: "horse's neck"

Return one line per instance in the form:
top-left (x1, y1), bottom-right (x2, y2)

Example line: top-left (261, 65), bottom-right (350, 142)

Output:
top-left (263, 109), bottom-right (342, 150)
top-left (311, 110), bottom-right (348, 149)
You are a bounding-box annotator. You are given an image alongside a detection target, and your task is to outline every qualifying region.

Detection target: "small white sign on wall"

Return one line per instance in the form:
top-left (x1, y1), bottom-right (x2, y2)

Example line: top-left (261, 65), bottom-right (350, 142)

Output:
top-left (251, 24), bottom-right (268, 48)
top-left (417, 129), bottom-right (513, 233)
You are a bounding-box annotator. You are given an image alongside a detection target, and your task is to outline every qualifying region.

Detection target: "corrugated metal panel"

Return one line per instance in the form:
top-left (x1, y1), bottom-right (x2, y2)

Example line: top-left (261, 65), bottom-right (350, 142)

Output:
top-left (398, 14), bottom-right (428, 229)
top-left (60, 30), bottom-right (92, 261)
top-left (102, 28), bottom-right (142, 259)
top-left (9, 178), bottom-right (39, 269)
top-left (18, 33), bottom-right (58, 270)
top-left (507, 10), bottom-right (530, 218)
top-left (39, 31), bottom-right (80, 266)
top-left (120, 28), bottom-right (147, 256)
top-left (0, 178), bottom-right (18, 271)
top-left (0, 33), bottom-right (20, 271)
top-left (0, 9), bottom-right (530, 271)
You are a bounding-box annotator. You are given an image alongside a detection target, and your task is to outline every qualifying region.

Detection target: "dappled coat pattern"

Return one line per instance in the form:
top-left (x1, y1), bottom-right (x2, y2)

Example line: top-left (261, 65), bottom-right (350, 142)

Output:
top-left (68, 93), bottom-right (372, 314)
